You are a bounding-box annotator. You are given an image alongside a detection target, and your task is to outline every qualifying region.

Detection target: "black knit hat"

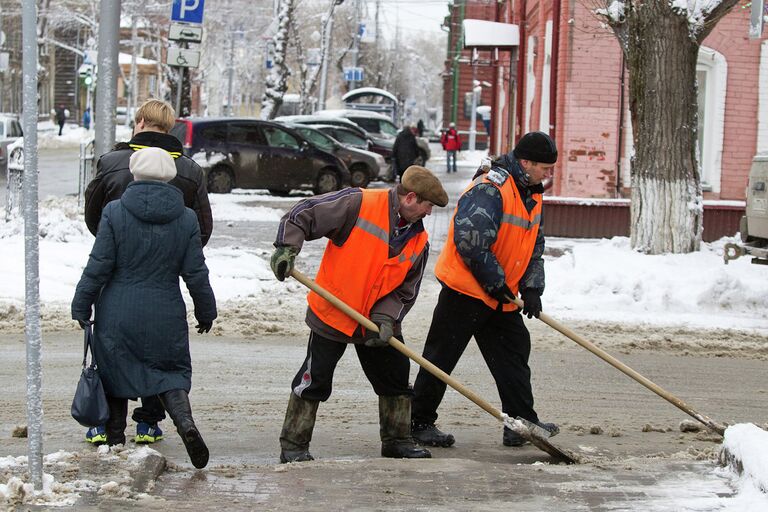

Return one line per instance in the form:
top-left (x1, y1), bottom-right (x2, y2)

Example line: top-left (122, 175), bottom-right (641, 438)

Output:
top-left (512, 131), bottom-right (558, 164)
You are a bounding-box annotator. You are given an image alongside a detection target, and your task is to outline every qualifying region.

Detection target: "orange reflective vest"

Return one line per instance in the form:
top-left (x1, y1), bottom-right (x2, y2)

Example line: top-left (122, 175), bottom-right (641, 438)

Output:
top-left (308, 189), bottom-right (428, 336)
top-left (435, 173), bottom-right (542, 312)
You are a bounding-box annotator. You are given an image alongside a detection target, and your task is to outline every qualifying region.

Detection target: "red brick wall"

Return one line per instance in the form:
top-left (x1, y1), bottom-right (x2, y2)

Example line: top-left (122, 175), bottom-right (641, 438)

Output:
top-left (555, 1), bottom-right (624, 198)
top-left (702, 9), bottom-right (764, 200)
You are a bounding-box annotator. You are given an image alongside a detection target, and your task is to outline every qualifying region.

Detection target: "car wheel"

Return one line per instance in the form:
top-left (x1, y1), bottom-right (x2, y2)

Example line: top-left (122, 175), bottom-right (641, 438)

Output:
top-left (207, 165), bottom-right (234, 194)
top-left (314, 168), bottom-right (340, 195)
top-left (349, 164), bottom-right (370, 188)
top-left (268, 189), bottom-right (290, 197)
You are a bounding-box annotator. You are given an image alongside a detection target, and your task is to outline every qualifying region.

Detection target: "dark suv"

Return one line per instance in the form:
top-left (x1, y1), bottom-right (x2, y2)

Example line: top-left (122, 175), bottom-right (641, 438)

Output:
top-left (171, 118), bottom-right (350, 195)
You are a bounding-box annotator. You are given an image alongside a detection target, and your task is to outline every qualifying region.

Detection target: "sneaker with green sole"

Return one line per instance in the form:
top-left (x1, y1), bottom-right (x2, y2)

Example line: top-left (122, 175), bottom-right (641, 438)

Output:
top-left (85, 425), bottom-right (107, 445)
top-left (135, 422), bottom-right (164, 444)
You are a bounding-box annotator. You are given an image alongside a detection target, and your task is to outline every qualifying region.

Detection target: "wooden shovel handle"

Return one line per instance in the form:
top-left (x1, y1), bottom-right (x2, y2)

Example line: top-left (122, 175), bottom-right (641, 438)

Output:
top-left (290, 269), bottom-right (505, 423)
top-left (510, 297), bottom-right (726, 436)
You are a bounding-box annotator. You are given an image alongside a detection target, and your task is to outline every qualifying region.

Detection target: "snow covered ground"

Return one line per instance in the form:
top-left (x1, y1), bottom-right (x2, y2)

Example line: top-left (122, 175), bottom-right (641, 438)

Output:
top-left (1, 191), bottom-right (766, 334)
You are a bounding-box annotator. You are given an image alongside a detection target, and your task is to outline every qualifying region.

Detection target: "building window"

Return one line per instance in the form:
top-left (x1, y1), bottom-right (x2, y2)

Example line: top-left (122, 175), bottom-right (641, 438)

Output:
top-left (524, 36), bottom-right (537, 134)
top-left (696, 46), bottom-right (727, 193)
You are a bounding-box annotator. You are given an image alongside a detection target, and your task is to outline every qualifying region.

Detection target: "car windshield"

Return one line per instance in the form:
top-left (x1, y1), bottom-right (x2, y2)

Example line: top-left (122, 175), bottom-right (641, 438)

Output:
top-left (297, 128), bottom-right (335, 152)
top-left (263, 126), bottom-right (300, 149)
top-left (379, 119), bottom-right (398, 137)
top-left (334, 130), bottom-right (366, 147)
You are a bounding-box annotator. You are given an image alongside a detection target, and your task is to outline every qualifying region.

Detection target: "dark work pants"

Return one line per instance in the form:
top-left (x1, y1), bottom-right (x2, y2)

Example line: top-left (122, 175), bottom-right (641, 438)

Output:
top-left (131, 395), bottom-right (167, 424)
top-left (412, 285), bottom-right (539, 425)
top-left (290, 331), bottom-right (412, 401)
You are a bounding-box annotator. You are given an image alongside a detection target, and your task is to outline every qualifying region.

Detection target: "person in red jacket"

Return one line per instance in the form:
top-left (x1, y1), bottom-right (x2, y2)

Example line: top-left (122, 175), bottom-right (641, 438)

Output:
top-left (440, 122), bottom-right (461, 174)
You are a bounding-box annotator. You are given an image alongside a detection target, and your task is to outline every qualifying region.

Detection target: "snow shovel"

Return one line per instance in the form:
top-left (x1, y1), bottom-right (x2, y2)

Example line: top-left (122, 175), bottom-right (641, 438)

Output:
top-left (508, 297), bottom-right (726, 436)
top-left (289, 268), bottom-right (578, 464)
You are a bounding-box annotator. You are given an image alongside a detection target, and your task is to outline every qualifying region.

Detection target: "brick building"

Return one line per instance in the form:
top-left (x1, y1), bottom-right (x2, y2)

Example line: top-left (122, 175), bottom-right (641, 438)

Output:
top-left (444, 0), bottom-right (768, 203)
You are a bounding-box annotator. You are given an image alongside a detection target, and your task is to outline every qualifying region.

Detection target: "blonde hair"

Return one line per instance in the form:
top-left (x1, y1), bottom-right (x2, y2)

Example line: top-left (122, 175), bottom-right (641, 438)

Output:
top-left (134, 99), bottom-right (176, 132)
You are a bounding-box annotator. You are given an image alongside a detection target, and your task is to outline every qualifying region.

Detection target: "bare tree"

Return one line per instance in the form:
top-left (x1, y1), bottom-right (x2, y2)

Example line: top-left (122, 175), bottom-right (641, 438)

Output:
top-left (595, 0), bottom-right (739, 254)
top-left (261, 0), bottom-right (295, 120)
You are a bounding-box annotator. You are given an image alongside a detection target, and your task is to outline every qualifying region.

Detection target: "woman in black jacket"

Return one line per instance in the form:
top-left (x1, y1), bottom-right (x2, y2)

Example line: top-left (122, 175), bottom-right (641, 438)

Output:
top-left (72, 147), bottom-right (217, 469)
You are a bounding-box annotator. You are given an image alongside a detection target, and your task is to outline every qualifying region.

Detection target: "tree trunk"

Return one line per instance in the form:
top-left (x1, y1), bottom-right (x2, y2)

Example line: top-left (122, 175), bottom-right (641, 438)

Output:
top-left (260, 0), bottom-right (294, 120)
top-left (626, 3), bottom-right (702, 254)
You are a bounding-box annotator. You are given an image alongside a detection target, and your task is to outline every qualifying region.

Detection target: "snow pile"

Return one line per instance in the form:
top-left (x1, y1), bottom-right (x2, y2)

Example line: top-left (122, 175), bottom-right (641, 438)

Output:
top-left (595, 0), bottom-right (626, 23)
top-left (0, 446), bottom-right (163, 507)
top-left (721, 423), bottom-right (768, 494)
top-left (209, 193), bottom-right (285, 223)
top-left (544, 237), bottom-right (768, 331)
top-left (32, 121), bottom-right (133, 150)
top-left (0, 451), bottom-right (96, 507)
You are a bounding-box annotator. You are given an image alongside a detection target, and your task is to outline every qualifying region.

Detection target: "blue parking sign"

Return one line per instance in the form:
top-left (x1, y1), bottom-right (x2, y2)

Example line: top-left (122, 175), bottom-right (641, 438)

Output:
top-left (172, 0), bottom-right (205, 24)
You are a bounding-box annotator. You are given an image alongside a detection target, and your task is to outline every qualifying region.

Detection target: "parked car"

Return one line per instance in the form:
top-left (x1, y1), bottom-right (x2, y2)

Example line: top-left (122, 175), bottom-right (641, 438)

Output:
top-left (0, 114), bottom-right (23, 174)
top-left (170, 117), bottom-right (350, 195)
top-left (281, 123), bottom-right (387, 188)
top-left (310, 125), bottom-right (369, 151)
top-left (315, 109), bottom-right (431, 164)
top-left (275, 114), bottom-right (393, 164)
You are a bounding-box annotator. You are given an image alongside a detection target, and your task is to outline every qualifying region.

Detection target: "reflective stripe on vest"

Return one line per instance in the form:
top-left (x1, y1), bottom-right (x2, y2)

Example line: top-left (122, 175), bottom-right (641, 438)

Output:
top-left (434, 174), bottom-right (542, 312)
top-left (308, 189), bottom-right (428, 336)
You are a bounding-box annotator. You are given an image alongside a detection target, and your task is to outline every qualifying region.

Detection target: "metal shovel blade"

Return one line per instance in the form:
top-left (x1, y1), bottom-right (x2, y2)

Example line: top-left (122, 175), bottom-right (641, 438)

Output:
top-left (506, 417), bottom-right (579, 464)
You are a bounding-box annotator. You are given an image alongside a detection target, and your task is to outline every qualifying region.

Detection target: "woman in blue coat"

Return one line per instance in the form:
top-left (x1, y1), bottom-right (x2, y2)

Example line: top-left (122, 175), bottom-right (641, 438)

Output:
top-left (72, 147), bottom-right (217, 469)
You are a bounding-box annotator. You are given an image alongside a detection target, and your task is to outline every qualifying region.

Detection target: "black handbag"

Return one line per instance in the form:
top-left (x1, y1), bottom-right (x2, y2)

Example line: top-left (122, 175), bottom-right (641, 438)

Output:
top-left (70, 323), bottom-right (109, 427)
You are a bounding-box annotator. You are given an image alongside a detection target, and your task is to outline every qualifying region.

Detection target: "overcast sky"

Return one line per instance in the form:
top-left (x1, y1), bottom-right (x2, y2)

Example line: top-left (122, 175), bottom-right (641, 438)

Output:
top-left (363, 0), bottom-right (451, 38)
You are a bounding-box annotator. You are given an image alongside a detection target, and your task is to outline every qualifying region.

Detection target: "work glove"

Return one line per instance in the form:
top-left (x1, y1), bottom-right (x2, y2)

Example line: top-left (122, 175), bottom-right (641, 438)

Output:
top-left (270, 246), bottom-right (298, 282)
top-left (364, 313), bottom-right (395, 348)
top-left (195, 320), bottom-right (213, 334)
top-left (521, 288), bottom-right (543, 319)
top-left (73, 313), bottom-right (91, 329)
top-left (489, 284), bottom-right (514, 305)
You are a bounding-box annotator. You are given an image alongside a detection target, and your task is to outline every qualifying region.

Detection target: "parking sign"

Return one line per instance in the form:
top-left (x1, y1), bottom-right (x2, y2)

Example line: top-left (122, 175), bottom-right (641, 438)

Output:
top-left (171, 0), bottom-right (205, 24)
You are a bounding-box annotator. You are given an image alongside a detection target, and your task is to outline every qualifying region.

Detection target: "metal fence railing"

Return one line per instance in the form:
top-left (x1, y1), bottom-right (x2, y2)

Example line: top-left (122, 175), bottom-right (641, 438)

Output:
top-left (78, 136), bottom-right (96, 207)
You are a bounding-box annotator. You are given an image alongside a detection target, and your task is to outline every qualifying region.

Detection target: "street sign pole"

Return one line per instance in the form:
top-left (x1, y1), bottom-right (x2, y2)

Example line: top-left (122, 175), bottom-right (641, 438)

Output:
top-left (21, 0), bottom-right (43, 490)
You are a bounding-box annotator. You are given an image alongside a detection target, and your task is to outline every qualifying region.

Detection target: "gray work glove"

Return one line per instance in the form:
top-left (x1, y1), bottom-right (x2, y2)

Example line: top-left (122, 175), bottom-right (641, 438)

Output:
top-left (270, 246), bottom-right (298, 281)
top-left (364, 313), bottom-right (395, 348)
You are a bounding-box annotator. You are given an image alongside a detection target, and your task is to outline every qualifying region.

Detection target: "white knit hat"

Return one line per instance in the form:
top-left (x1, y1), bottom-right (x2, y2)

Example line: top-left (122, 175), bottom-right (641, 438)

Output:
top-left (129, 147), bottom-right (177, 182)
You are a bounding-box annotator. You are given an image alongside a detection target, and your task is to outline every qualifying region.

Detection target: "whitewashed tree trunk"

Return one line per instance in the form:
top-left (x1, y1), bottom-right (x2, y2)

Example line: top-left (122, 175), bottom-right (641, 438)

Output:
top-left (261, 0), bottom-right (294, 120)
top-left (598, 0), bottom-right (739, 254)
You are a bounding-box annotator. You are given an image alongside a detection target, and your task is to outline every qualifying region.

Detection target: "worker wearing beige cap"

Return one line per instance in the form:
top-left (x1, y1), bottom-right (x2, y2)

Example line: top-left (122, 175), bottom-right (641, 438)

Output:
top-left (270, 165), bottom-right (448, 463)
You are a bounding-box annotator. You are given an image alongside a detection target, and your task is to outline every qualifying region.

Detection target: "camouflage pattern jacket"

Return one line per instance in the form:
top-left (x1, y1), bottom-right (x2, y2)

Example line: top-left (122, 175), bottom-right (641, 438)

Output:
top-left (454, 153), bottom-right (545, 297)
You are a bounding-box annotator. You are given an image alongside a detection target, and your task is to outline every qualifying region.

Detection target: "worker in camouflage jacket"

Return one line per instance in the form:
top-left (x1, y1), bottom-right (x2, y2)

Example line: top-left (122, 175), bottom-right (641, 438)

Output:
top-left (411, 131), bottom-right (559, 449)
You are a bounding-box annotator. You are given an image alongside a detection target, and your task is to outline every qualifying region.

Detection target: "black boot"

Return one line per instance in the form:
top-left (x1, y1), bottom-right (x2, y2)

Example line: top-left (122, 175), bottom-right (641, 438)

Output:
top-left (380, 395), bottom-right (431, 459)
top-left (159, 389), bottom-right (209, 469)
top-left (105, 396), bottom-right (128, 446)
top-left (279, 393), bottom-right (319, 463)
top-left (411, 421), bottom-right (456, 447)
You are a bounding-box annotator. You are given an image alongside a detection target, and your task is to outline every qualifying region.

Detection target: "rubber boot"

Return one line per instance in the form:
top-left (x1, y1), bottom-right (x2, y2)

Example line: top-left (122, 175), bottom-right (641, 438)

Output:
top-left (379, 395), bottom-right (432, 459)
top-left (279, 393), bottom-right (319, 463)
top-left (105, 396), bottom-right (128, 446)
top-left (159, 389), bottom-right (209, 469)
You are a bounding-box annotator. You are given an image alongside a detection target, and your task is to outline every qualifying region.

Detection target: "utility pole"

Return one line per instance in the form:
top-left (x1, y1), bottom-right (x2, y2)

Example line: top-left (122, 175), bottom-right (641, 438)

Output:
top-left (21, 0), bottom-right (43, 490)
top-left (318, 0), bottom-right (345, 111)
top-left (349, 0), bottom-right (361, 90)
top-left (94, 0), bottom-right (121, 162)
top-left (226, 35), bottom-right (235, 115)
top-left (128, 12), bottom-right (139, 126)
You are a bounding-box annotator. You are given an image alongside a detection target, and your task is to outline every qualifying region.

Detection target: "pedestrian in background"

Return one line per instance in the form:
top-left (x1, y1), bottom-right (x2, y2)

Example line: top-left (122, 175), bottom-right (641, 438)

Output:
top-left (54, 104), bottom-right (69, 136)
top-left (72, 147), bottom-right (217, 469)
top-left (271, 166), bottom-right (448, 463)
top-left (411, 131), bottom-right (559, 449)
top-left (82, 107), bottom-right (91, 131)
top-left (416, 119), bottom-right (425, 137)
top-left (392, 125), bottom-right (420, 182)
top-left (440, 122), bottom-right (461, 174)
top-left (81, 98), bottom-right (213, 446)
